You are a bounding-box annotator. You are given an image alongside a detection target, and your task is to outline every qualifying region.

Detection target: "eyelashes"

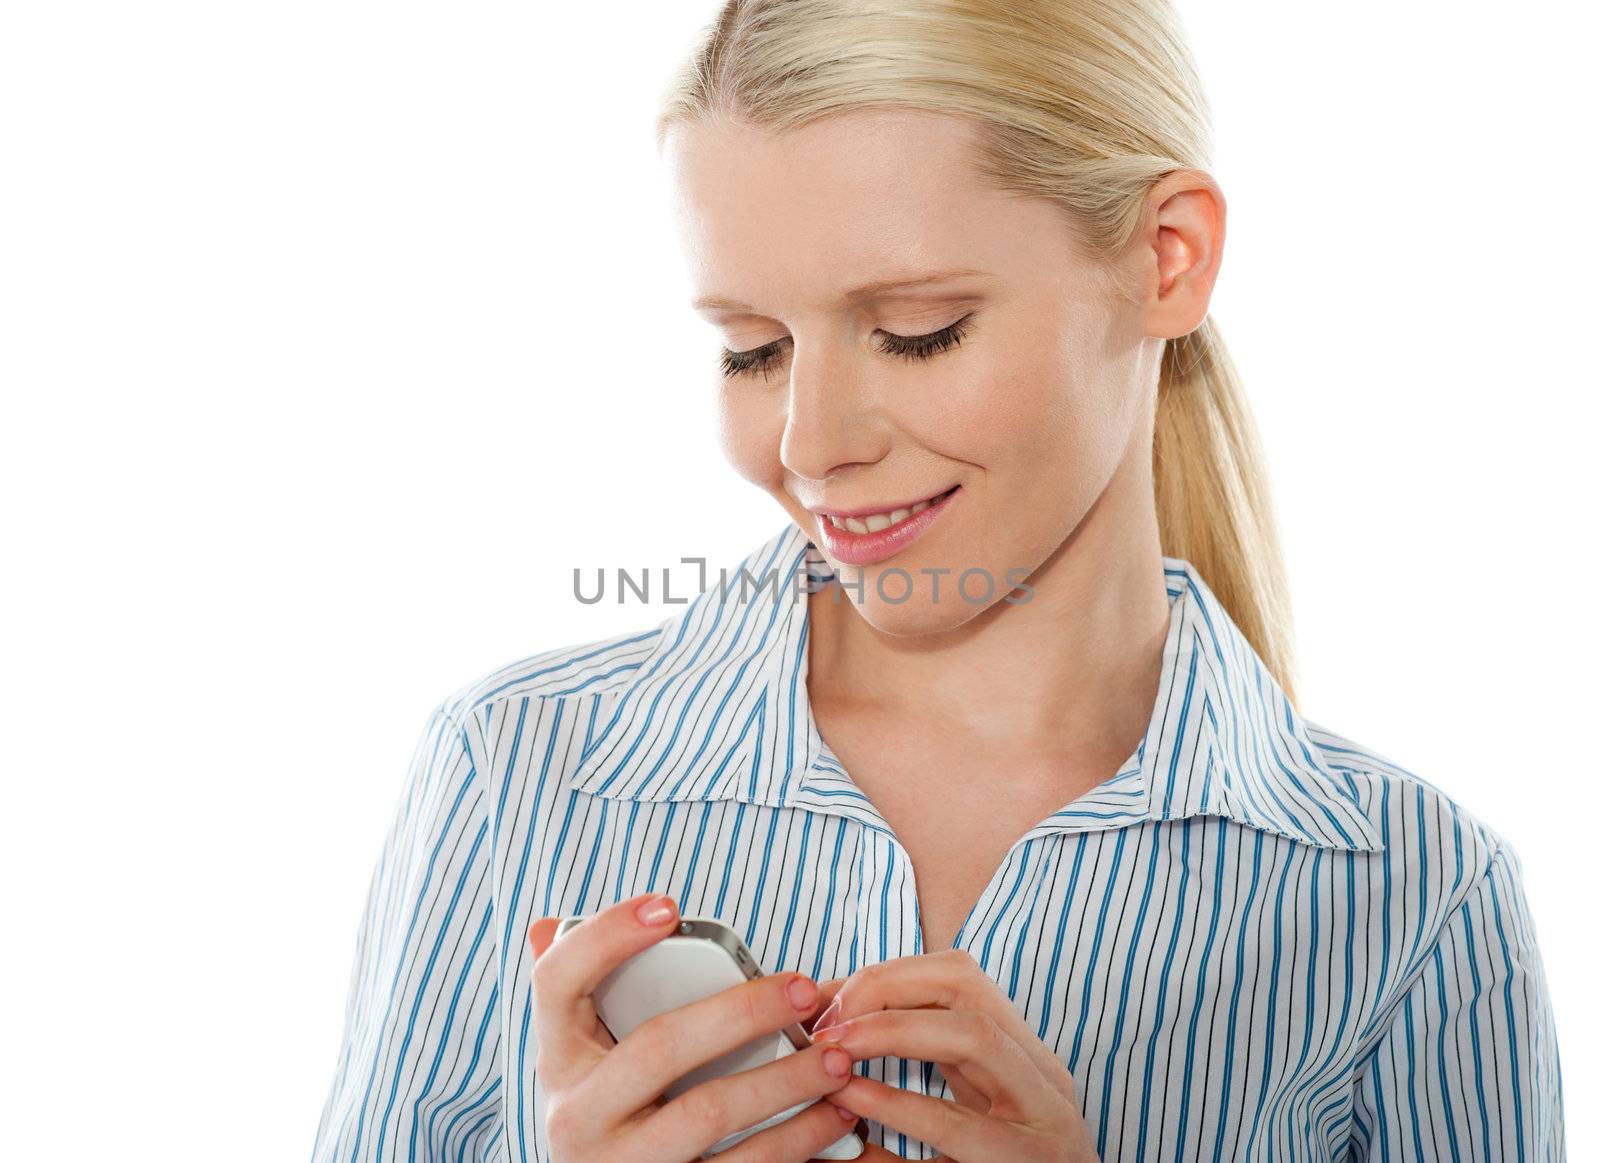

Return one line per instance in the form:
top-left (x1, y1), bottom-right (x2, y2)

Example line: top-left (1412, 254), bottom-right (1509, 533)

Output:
top-left (718, 312), bottom-right (976, 381)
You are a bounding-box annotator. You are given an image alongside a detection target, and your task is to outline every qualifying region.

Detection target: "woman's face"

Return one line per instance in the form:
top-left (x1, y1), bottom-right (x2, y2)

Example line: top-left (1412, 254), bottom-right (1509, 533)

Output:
top-left (664, 108), bottom-right (1166, 635)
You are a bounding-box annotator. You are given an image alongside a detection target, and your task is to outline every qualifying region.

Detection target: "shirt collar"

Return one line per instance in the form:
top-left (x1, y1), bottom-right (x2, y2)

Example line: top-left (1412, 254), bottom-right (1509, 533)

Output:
top-left (563, 520), bottom-right (1384, 853)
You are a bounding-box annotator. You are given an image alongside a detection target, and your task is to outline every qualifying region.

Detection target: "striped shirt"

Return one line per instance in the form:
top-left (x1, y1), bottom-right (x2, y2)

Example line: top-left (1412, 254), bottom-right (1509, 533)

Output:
top-left (311, 518), bottom-right (1566, 1161)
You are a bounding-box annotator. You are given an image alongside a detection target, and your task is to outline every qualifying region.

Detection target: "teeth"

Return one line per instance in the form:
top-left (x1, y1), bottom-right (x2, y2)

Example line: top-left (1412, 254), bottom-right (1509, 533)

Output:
top-left (825, 490), bottom-right (946, 535)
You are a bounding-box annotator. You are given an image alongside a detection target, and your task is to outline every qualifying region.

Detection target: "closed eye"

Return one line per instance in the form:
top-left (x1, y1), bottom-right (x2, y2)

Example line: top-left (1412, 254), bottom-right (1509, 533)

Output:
top-left (718, 312), bottom-right (977, 381)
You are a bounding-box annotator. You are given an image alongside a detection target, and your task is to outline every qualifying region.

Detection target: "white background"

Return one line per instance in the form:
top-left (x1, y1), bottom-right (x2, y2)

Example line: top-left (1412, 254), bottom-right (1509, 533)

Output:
top-left (2, 1), bottom-right (1593, 1157)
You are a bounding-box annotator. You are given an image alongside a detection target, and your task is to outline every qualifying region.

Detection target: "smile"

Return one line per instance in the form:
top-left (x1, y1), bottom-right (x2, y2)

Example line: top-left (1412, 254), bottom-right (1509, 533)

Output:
top-left (812, 485), bottom-right (960, 567)
top-left (823, 486), bottom-right (955, 534)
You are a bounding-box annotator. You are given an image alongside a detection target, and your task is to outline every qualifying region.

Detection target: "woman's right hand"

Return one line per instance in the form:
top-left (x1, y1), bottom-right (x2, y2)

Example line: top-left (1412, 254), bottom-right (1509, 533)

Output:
top-left (527, 892), bottom-right (862, 1162)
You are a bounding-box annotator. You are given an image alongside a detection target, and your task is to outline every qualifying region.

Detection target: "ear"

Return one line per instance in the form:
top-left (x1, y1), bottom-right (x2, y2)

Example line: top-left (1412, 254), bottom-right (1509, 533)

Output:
top-left (1138, 168), bottom-right (1226, 341)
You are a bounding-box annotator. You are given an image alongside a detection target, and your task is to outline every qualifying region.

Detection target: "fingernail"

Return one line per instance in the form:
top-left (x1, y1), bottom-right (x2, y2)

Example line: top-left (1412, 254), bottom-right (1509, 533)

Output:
top-left (635, 894), bottom-right (675, 926)
top-left (786, 975), bottom-right (818, 1010)
top-left (822, 1047), bottom-right (851, 1077)
top-left (811, 996), bottom-right (841, 1031)
top-left (835, 1104), bottom-right (856, 1120)
top-left (813, 1019), bottom-right (851, 1043)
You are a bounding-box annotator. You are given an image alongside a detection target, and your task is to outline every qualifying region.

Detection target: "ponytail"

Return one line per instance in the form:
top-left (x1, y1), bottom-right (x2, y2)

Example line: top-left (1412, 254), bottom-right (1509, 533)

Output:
top-left (1153, 317), bottom-right (1300, 707)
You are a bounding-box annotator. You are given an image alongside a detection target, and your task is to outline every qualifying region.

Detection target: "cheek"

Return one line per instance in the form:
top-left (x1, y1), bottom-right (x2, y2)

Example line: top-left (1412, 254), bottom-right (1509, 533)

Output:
top-left (716, 390), bottom-right (785, 489)
top-left (915, 338), bottom-right (1130, 547)
top-left (918, 348), bottom-right (1082, 471)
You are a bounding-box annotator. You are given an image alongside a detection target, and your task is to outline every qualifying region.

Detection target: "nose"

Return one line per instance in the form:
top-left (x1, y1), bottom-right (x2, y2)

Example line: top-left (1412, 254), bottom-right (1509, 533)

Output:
top-left (779, 336), bottom-right (891, 483)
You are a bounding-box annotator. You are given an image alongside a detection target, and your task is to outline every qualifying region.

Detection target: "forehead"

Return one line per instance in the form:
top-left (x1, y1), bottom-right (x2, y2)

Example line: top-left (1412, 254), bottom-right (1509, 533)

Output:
top-left (663, 109), bottom-right (1039, 315)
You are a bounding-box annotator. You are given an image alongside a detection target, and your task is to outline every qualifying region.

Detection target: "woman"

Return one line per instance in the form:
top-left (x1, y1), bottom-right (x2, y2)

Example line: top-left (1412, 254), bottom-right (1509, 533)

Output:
top-left (312, 2), bottom-right (1565, 1160)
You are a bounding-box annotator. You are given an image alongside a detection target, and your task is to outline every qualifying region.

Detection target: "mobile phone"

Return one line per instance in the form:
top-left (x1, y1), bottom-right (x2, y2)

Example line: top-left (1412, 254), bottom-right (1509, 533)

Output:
top-left (552, 913), bottom-right (866, 1160)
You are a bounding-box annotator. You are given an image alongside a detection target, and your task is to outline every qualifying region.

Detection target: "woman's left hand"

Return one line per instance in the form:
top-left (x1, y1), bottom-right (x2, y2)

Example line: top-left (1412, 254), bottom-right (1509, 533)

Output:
top-left (804, 949), bottom-right (1101, 1162)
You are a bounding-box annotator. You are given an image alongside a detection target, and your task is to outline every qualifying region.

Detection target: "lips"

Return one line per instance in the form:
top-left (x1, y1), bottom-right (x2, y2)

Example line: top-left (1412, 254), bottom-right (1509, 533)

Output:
top-left (813, 485), bottom-right (959, 567)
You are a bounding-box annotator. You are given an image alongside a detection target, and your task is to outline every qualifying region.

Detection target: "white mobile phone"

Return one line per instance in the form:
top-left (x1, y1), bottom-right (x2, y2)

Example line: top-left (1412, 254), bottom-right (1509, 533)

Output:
top-left (552, 913), bottom-right (866, 1160)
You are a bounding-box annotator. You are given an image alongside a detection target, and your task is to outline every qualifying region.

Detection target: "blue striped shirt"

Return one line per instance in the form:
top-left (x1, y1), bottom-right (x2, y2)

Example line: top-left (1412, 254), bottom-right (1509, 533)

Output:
top-left (311, 518), bottom-right (1566, 1161)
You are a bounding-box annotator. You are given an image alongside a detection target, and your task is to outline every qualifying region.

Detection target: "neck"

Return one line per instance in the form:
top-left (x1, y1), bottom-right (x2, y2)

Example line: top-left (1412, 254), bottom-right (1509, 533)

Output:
top-left (805, 448), bottom-right (1172, 771)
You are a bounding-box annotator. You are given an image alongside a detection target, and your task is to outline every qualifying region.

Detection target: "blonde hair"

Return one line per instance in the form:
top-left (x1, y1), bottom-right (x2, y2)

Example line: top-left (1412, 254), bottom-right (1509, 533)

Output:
top-left (658, 0), bottom-right (1303, 707)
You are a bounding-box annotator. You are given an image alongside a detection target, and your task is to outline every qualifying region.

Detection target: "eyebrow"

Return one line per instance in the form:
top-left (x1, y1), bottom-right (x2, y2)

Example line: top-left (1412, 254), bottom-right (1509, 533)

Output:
top-left (692, 267), bottom-right (992, 313)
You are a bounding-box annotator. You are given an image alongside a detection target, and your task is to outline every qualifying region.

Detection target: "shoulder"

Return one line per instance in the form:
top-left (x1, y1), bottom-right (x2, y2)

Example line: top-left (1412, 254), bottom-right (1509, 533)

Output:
top-left (1303, 720), bottom-right (1562, 1051)
top-left (398, 617), bottom-right (680, 828)
top-left (1302, 716), bottom-right (1521, 904)
top-left (432, 616), bottom-right (672, 731)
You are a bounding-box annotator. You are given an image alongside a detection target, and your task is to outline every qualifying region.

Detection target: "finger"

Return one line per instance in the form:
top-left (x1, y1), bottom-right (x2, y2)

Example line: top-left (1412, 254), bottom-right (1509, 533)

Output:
top-left (708, 1090), bottom-right (865, 1163)
top-left (940, 1062), bottom-right (989, 1112)
top-left (823, 1072), bottom-right (1024, 1162)
top-left (584, 967), bottom-right (830, 1122)
top-left (813, 1008), bottom-right (1058, 1121)
top-left (628, 1039), bottom-right (857, 1160)
top-left (529, 915), bottom-right (611, 1059)
top-left (801, 976), bottom-right (848, 1033)
top-left (822, 951), bottom-right (1073, 1095)
top-left (526, 892), bottom-right (682, 1076)
top-left (528, 916), bottom-right (560, 959)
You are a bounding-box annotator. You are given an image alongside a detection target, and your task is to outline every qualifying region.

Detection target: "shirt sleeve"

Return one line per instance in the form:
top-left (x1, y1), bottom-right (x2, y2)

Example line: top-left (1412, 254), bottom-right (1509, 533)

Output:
top-left (310, 699), bottom-right (504, 1162)
top-left (1347, 841), bottom-right (1566, 1161)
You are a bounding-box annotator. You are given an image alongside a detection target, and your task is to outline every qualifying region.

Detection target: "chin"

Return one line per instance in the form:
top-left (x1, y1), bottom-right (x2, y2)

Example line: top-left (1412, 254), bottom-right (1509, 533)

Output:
top-left (818, 578), bottom-right (998, 637)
